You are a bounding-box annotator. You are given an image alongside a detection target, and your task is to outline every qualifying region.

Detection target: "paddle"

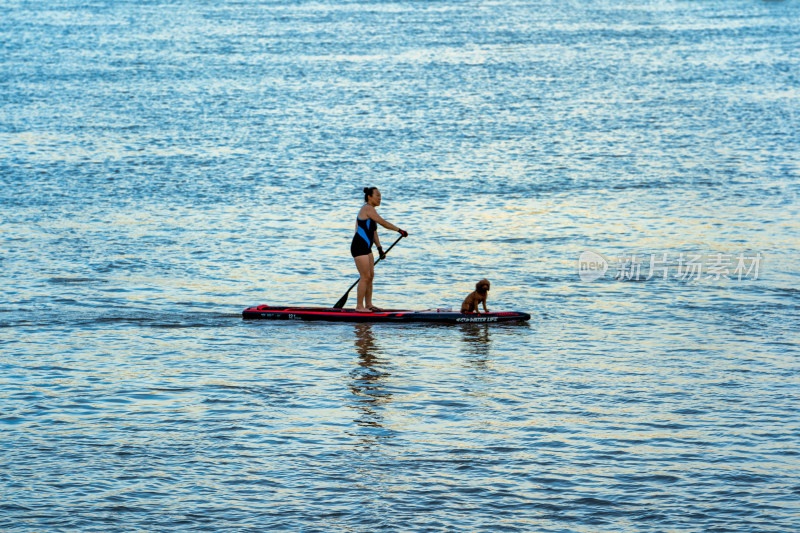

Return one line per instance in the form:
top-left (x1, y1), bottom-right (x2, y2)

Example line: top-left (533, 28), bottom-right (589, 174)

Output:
top-left (333, 234), bottom-right (404, 309)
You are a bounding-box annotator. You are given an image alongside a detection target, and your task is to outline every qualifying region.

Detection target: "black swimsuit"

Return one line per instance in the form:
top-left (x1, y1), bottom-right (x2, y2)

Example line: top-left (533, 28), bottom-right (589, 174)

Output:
top-left (350, 216), bottom-right (375, 257)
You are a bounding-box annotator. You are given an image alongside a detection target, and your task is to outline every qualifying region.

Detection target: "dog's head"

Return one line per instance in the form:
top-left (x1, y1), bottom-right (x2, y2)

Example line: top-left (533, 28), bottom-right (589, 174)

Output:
top-left (475, 279), bottom-right (490, 294)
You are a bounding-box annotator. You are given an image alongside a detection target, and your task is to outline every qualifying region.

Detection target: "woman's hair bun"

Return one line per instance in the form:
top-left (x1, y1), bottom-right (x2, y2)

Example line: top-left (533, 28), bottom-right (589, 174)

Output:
top-left (363, 186), bottom-right (377, 202)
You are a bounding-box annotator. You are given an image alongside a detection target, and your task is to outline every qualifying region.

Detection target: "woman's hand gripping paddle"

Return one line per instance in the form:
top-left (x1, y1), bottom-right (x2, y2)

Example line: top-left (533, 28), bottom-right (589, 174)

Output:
top-left (333, 234), bottom-right (404, 309)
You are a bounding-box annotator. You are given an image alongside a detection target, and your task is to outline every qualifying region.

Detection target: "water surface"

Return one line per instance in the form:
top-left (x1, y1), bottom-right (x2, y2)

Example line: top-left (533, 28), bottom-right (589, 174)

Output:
top-left (1, 0), bottom-right (799, 531)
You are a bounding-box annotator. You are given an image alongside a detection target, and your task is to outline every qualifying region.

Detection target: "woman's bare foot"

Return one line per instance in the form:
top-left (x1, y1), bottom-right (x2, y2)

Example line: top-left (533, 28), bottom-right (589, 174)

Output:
top-left (354, 307), bottom-right (372, 313)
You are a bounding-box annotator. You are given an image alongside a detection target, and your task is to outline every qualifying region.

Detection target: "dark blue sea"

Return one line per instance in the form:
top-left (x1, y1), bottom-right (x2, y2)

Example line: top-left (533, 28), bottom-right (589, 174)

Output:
top-left (2, 0), bottom-right (799, 531)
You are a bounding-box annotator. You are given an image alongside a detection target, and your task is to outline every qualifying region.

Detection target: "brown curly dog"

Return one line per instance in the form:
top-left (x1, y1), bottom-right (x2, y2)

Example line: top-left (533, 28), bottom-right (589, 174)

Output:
top-left (460, 279), bottom-right (490, 314)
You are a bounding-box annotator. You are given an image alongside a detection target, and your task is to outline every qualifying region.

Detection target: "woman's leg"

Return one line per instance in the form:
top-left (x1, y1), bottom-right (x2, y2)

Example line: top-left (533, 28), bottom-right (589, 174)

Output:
top-left (364, 255), bottom-right (375, 309)
top-left (353, 254), bottom-right (374, 312)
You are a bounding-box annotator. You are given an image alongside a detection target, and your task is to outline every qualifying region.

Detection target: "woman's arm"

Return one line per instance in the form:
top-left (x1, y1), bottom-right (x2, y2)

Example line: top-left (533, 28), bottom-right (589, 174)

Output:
top-left (364, 205), bottom-right (400, 232)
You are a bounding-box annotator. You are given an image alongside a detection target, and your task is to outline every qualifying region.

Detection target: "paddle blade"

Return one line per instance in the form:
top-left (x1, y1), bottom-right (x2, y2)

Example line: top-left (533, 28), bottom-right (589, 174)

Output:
top-left (333, 278), bottom-right (360, 309)
top-left (333, 292), bottom-right (348, 309)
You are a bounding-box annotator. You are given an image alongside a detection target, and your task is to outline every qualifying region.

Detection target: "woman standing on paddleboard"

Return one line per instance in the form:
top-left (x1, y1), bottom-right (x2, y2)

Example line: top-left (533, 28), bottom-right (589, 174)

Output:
top-left (351, 187), bottom-right (408, 313)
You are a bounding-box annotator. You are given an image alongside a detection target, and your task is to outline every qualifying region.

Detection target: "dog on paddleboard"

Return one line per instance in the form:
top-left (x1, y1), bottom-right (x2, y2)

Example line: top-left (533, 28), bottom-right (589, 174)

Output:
top-left (461, 279), bottom-right (490, 314)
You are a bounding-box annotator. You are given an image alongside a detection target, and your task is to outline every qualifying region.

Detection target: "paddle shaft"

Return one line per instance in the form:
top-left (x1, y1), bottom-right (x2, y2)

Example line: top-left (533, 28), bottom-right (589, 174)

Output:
top-left (333, 234), bottom-right (404, 309)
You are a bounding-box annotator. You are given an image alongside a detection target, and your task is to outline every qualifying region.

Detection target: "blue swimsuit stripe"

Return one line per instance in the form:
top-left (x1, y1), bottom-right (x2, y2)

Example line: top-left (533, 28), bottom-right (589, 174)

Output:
top-left (356, 217), bottom-right (372, 247)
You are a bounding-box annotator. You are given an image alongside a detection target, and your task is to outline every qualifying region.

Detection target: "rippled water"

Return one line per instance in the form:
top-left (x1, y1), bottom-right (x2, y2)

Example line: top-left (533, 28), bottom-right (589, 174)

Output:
top-left (2, 0), bottom-right (799, 531)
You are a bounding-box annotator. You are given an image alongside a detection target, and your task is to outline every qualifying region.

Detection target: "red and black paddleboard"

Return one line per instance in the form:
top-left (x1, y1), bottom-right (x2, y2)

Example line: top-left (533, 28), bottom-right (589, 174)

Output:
top-left (242, 305), bottom-right (531, 324)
